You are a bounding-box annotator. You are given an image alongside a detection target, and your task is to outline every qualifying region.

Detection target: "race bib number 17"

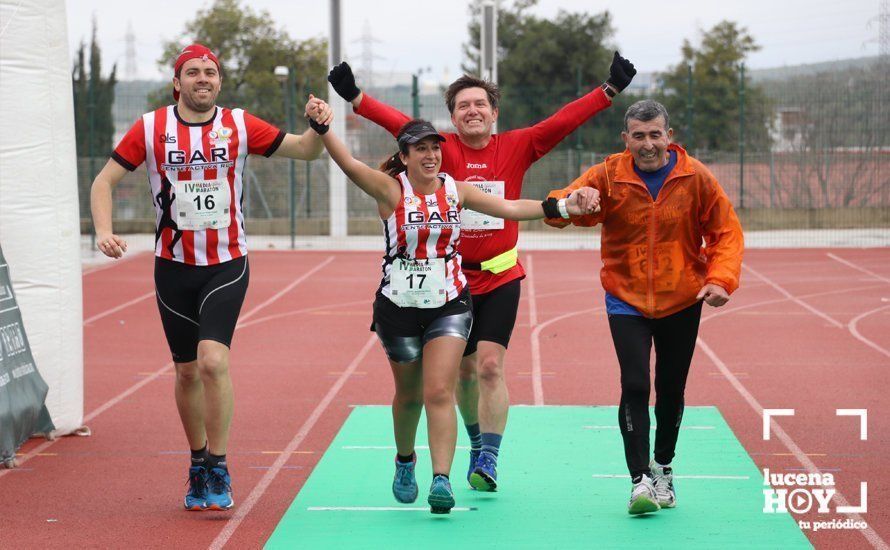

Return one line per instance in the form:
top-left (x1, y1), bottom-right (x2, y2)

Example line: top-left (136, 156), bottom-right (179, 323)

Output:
top-left (390, 258), bottom-right (447, 308)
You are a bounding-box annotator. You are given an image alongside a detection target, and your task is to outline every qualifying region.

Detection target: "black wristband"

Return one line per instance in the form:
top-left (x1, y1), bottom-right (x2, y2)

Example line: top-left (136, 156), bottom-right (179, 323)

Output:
top-left (541, 198), bottom-right (561, 219)
top-left (307, 116), bottom-right (329, 135)
top-left (601, 83), bottom-right (617, 98)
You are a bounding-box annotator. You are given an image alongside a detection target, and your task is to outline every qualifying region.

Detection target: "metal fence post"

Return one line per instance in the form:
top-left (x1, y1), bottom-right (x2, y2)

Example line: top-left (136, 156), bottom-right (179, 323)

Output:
top-left (288, 68), bottom-right (297, 249)
top-left (686, 63), bottom-right (694, 152)
top-left (575, 66), bottom-right (583, 176)
top-left (739, 62), bottom-right (745, 209)
top-left (412, 73), bottom-right (420, 119)
top-left (88, 74), bottom-right (96, 249)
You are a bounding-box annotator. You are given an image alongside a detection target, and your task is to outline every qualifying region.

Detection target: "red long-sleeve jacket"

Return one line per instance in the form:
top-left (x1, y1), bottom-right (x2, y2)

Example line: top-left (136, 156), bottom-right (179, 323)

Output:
top-left (355, 88), bottom-right (612, 295)
top-left (546, 144), bottom-right (744, 318)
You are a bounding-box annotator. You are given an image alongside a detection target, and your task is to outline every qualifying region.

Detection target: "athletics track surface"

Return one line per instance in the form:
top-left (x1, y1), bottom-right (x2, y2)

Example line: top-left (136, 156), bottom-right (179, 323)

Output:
top-left (3, 248), bottom-right (888, 549)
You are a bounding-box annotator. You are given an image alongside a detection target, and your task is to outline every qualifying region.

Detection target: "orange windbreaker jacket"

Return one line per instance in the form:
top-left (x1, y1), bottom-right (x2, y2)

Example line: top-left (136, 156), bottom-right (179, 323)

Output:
top-left (546, 144), bottom-right (744, 318)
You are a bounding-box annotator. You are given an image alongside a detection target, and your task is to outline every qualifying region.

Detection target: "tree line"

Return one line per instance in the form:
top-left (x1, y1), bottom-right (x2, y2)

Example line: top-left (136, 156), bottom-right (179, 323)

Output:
top-left (77, 0), bottom-right (845, 159)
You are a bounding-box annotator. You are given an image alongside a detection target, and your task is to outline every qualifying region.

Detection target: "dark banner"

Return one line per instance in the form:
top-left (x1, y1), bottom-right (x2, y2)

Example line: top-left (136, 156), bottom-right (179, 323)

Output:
top-left (0, 244), bottom-right (54, 466)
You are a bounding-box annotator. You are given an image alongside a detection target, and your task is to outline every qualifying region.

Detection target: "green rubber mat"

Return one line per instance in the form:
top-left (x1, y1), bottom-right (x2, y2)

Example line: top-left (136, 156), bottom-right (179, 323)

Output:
top-left (266, 406), bottom-right (810, 549)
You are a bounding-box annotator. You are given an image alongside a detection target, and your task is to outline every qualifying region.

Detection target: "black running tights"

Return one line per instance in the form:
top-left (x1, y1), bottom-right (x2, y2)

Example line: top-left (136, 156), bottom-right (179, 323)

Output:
top-left (608, 301), bottom-right (703, 478)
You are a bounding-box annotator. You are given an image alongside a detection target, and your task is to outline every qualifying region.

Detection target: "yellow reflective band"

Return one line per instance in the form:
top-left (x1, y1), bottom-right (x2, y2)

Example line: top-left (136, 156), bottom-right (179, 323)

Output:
top-left (480, 247), bottom-right (518, 274)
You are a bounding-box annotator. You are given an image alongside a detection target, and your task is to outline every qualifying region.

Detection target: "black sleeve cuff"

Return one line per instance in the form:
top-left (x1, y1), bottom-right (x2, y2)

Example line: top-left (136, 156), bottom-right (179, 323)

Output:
top-left (111, 151), bottom-right (138, 171)
top-left (262, 130), bottom-right (287, 157)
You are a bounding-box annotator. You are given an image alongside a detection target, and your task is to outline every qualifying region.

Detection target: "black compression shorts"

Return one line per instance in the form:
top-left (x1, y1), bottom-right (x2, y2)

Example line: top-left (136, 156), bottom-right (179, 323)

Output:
top-left (372, 289), bottom-right (473, 364)
top-left (463, 278), bottom-right (521, 356)
top-left (154, 256), bottom-right (249, 363)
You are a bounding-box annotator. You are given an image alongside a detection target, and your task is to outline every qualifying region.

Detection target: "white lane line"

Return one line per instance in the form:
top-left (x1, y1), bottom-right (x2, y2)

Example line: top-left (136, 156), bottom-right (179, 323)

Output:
top-left (700, 283), bottom-right (887, 325)
top-left (237, 299), bottom-right (368, 330)
top-left (82, 251), bottom-right (149, 276)
top-left (209, 334), bottom-right (378, 550)
top-left (744, 262), bottom-right (890, 360)
top-left (525, 253), bottom-right (543, 405)
top-left (342, 445), bottom-right (470, 450)
top-left (742, 264), bottom-right (844, 328)
top-left (696, 336), bottom-right (887, 550)
top-left (827, 253), bottom-right (890, 284)
top-left (307, 506), bottom-right (476, 512)
top-left (582, 425), bottom-right (715, 430)
top-left (526, 254), bottom-right (538, 326)
top-left (848, 304), bottom-right (890, 359)
top-left (536, 287), bottom-right (598, 300)
top-left (592, 474), bottom-right (749, 480)
top-left (0, 257), bottom-right (335, 479)
top-left (530, 306), bottom-right (604, 406)
top-left (83, 291), bottom-right (155, 326)
top-left (239, 256), bottom-right (335, 324)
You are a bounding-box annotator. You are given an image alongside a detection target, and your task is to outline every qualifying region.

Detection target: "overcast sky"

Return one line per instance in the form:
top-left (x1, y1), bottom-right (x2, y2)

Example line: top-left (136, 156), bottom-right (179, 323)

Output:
top-left (65, 0), bottom-right (882, 82)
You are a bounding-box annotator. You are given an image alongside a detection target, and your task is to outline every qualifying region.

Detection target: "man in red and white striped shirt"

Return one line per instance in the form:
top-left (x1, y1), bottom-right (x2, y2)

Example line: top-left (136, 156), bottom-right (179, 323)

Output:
top-left (90, 43), bottom-right (331, 512)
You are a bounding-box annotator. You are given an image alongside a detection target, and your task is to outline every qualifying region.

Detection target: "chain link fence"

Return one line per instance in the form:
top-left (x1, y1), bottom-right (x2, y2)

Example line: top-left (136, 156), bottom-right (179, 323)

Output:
top-left (79, 63), bottom-right (889, 239)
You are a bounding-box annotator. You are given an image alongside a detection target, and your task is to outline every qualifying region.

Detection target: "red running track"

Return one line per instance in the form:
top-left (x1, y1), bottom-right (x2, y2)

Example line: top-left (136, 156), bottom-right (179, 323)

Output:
top-left (3, 248), bottom-right (889, 549)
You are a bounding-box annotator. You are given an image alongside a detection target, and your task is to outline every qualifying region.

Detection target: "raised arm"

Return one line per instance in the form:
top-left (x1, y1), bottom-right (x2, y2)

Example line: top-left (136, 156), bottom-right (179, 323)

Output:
top-left (328, 62), bottom-right (410, 137)
top-left (458, 181), bottom-right (592, 221)
top-left (90, 159), bottom-right (131, 258)
top-left (305, 99), bottom-right (400, 208)
top-left (525, 52), bottom-right (636, 160)
top-left (272, 96), bottom-right (333, 160)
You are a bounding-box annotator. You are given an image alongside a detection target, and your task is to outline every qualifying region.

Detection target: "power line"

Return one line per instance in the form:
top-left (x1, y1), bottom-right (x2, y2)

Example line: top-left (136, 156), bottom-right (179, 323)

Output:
top-left (124, 20), bottom-right (137, 80)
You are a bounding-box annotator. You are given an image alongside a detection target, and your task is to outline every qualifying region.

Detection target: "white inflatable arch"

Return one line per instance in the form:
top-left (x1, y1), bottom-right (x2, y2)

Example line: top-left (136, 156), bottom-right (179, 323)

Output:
top-left (0, 0), bottom-right (84, 436)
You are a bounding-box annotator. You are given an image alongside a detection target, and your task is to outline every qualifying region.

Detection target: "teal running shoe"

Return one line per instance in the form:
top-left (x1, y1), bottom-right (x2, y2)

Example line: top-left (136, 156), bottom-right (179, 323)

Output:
top-left (205, 467), bottom-right (234, 511)
top-left (428, 474), bottom-right (455, 514)
top-left (184, 466), bottom-right (208, 511)
top-left (469, 451), bottom-right (498, 492)
top-left (392, 454), bottom-right (418, 503)
top-left (467, 448), bottom-right (481, 487)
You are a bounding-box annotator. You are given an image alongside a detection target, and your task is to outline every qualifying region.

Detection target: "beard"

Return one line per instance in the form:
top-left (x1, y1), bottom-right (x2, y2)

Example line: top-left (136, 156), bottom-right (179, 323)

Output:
top-left (181, 89), bottom-right (217, 113)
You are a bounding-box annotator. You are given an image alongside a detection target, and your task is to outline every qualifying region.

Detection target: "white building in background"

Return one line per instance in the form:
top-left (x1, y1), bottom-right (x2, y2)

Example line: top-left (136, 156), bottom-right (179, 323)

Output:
top-left (770, 107), bottom-right (810, 152)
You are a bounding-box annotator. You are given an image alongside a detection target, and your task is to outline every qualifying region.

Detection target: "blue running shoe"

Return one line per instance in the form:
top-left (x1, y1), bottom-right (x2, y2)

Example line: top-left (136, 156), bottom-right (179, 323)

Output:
top-left (205, 467), bottom-right (234, 510)
top-left (428, 475), bottom-right (455, 514)
top-left (469, 451), bottom-right (498, 492)
top-left (392, 454), bottom-right (418, 503)
top-left (184, 466), bottom-right (208, 511)
top-left (467, 448), bottom-right (481, 487)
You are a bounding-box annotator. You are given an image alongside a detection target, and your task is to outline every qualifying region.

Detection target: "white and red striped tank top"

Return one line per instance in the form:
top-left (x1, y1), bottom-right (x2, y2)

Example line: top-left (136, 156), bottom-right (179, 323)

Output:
top-left (379, 172), bottom-right (467, 302)
top-left (113, 105), bottom-right (284, 266)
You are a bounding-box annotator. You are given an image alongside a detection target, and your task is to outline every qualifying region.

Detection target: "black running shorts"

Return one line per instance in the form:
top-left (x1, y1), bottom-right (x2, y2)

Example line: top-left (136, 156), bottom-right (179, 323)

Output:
top-left (372, 289), bottom-right (473, 364)
top-left (154, 256), bottom-right (249, 363)
top-left (463, 278), bottom-right (521, 356)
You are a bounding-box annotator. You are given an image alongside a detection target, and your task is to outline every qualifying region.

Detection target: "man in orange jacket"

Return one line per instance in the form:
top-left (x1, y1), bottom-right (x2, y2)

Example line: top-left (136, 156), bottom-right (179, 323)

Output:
top-left (545, 99), bottom-right (743, 515)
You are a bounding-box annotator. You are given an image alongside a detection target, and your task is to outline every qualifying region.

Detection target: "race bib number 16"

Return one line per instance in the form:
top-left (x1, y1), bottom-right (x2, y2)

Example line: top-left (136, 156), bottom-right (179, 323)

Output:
top-left (175, 178), bottom-right (232, 231)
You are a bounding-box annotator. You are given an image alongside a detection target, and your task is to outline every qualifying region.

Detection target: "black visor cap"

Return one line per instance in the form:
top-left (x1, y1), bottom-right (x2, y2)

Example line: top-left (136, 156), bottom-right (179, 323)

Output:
top-left (397, 122), bottom-right (446, 151)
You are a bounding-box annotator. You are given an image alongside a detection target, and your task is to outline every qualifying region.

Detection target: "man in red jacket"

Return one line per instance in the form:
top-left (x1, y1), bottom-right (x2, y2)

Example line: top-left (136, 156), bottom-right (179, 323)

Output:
top-left (328, 54), bottom-right (635, 491)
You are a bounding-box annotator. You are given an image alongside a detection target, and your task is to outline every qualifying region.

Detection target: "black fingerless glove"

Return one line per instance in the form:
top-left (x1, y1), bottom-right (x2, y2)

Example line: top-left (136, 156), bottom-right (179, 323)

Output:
top-left (327, 61), bottom-right (361, 102)
top-left (307, 115), bottom-right (329, 135)
top-left (606, 51), bottom-right (636, 93)
top-left (541, 198), bottom-right (561, 219)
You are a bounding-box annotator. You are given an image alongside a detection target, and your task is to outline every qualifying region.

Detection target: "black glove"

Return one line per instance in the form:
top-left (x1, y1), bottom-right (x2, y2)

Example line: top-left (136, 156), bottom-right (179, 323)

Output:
top-left (327, 61), bottom-right (361, 102)
top-left (307, 115), bottom-right (329, 135)
top-left (606, 51), bottom-right (636, 93)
